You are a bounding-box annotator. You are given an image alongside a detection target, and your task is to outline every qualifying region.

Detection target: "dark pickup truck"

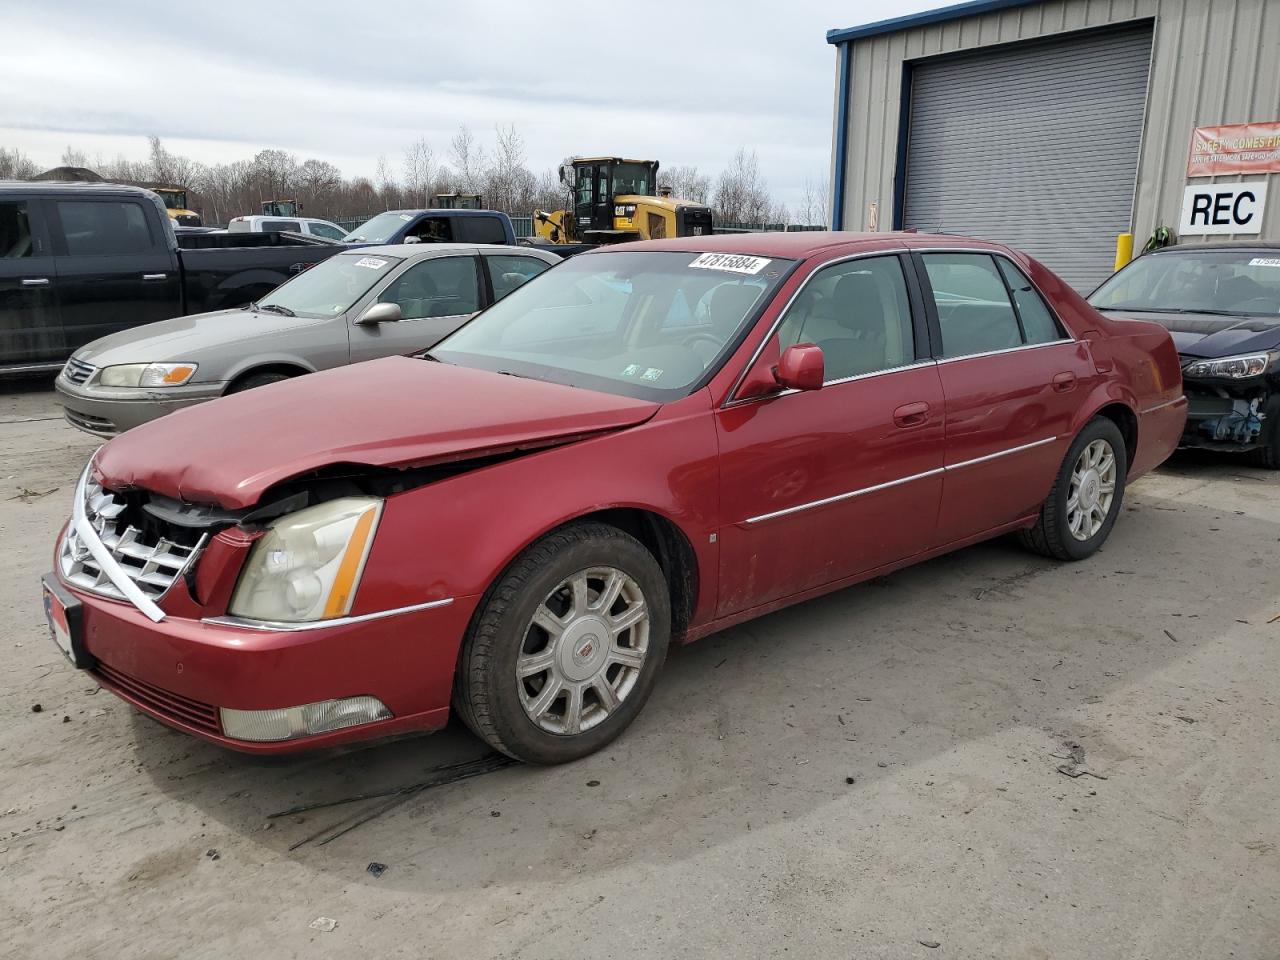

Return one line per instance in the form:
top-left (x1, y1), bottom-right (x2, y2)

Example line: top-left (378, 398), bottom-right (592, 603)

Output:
top-left (0, 182), bottom-right (342, 375)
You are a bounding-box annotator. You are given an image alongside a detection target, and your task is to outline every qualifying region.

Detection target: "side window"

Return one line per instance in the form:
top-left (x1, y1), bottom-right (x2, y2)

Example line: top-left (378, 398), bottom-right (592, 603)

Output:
top-left (457, 217), bottom-right (508, 245)
top-left (378, 256), bottom-right (479, 319)
top-left (407, 217), bottom-right (453, 242)
top-left (309, 222), bottom-right (346, 240)
top-left (488, 255), bottom-right (550, 301)
top-left (0, 202), bottom-right (33, 258)
top-left (261, 219), bottom-right (300, 232)
top-left (778, 255), bottom-right (916, 381)
top-left (996, 257), bottom-right (1064, 344)
top-left (56, 201), bottom-right (155, 256)
top-left (922, 253), bottom-right (1021, 358)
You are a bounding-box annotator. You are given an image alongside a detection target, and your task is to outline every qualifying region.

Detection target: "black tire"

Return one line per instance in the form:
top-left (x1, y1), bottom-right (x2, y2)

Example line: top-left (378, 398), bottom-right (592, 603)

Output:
top-left (454, 522), bottom-right (671, 765)
top-left (226, 370), bottom-right (294, 394)
top-left (1019, 417), bottom-right (1128, 561)
top-left (1247, 397), bottom-right (1280, 469)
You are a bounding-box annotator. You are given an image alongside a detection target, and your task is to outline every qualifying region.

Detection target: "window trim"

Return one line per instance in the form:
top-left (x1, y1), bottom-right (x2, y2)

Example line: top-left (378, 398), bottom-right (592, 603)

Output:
top-left (723, 248), bottom-right (927, 407)
top-left (49, 198), bottom-right (159, 258)
top-left (994, 255), bottom-right (1068, 345)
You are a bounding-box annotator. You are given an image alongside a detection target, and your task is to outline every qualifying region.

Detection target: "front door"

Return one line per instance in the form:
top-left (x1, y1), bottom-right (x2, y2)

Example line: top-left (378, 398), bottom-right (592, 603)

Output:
top-left (349, 252), bottom-right (483, 362)
top-left (715, 253), bottom-right (945, 616)
top-left (0, 197), bottom-right (62, 368)
top-left (916, 251), bottom-right (1100, 545)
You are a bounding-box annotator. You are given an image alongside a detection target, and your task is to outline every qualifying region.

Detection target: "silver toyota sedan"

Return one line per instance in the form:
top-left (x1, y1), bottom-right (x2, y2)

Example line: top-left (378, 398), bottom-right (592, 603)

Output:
top-left (56, 243), bottom-right (560, 436)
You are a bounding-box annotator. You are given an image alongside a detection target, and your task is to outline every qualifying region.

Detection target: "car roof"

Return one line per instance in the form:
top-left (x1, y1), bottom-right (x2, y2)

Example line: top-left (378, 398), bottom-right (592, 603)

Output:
top-left (379, 208), bottom-right (504, 218)
top-left (343, 243), bottom-right (555, 259)
top-left (593, 230), bottom-right (1007, 260)
top-left (1144, 241), bottom-right (1280, 254)
top-left (0, 180), bottom-right (157, 198)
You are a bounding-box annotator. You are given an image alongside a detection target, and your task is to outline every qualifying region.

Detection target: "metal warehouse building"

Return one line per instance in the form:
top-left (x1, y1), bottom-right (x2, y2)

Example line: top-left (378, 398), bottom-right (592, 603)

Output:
top-left (827, 0), bottom-right (1280, 290)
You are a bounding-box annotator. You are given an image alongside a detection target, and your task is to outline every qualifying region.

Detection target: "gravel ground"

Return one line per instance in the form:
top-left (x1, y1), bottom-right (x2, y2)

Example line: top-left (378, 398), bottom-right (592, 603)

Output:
top-left (1, 381), bottom-right (1277, 960)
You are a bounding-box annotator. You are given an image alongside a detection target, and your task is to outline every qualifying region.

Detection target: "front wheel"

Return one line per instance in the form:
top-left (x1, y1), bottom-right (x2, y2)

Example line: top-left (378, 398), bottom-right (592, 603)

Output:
top-left (454, 522), bottom-right (671, 764)
top-left (1019, 417), bottom-right (1128, 561)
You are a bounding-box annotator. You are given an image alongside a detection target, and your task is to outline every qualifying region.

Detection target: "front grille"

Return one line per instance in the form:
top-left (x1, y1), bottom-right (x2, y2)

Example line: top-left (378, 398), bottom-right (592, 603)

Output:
top-left (63, 357), bottom-right (96, 386)
top-left (94, 661), bottom-right (221, 734)
top-left (59, 475), bottom-right (205, 603)
top-left (64, 408), bottom-right (118, 437)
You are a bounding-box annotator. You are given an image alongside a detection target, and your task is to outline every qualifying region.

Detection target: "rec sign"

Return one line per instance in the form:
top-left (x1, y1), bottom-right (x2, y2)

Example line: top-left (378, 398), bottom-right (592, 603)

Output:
top-left (1179, 181), bottom-right (1268, 236)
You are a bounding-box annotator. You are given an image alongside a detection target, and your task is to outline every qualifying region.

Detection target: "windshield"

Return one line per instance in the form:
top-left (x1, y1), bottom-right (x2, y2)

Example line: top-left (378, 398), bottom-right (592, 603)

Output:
top-left (1090, 250), bottom-right (1280, 317)
top-left (344, 212), bottom-right (411, 243)
top-left (156, 189), bottom-right (186, 210)
top-left (431, 250), bottom-right (794, 400)
top-left (611, 162), bottom-right (653, 198)
top-left (258, 253), bottom-right (401, 317)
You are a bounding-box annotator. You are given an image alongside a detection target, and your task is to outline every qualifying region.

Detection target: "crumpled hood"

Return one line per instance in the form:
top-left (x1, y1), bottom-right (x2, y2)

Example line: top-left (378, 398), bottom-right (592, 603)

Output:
top-left (93, 356), bottom-right (660, 508)
top-left (74, 308), bottom-right (329, 371)
top-left (1111, 310), bottom-right (1280, 358)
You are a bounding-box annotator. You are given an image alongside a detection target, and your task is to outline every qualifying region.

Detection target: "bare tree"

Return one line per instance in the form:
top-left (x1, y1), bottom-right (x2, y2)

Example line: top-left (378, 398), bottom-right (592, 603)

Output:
top-left (0, 147), bottom-right (39, 180)
top-left (402, 137), bottom-right (435, 207)
top-left (659, 165), bottom-right (711, 204)
top-left (450, 125), bottom-right (485, 195)
top-left (798, 175), bottom-right (830, 228)
top-left (60, 146), bottom-right (89, 168)
top-left (712, 148), bottom-right (772, 224)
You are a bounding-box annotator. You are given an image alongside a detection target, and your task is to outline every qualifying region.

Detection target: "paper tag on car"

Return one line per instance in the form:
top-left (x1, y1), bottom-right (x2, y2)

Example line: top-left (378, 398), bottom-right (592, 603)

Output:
top-left (689, 253), bottom-right (771, 275)
top-left (1249, 257), bottom-right (1280, 267)
top-left (354, 257), bottom-right (388, 269)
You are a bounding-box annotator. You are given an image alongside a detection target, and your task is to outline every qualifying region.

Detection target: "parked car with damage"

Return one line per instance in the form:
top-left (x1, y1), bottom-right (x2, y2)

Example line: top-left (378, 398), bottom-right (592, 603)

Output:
top-left (1090, 243), bottom-right (1280, 466)
top-left (42, 232), bottom-right (1185, 764)
top-left (0, 182), bottom-right (343, 376)
top-left (55, 243), bottom-right (559, 436)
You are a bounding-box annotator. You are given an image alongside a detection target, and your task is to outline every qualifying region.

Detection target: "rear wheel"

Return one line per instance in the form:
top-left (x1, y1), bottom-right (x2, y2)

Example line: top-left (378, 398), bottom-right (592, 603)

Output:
top-left (1019, 417), bottom-right (1127, 561)
top-left (454, 522), bottom-right (671, 764)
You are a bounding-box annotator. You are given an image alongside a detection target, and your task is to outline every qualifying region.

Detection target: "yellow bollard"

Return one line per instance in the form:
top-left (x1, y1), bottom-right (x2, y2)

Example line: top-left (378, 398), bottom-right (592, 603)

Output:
top-left (1114, 233), bottom-right (1135, 271)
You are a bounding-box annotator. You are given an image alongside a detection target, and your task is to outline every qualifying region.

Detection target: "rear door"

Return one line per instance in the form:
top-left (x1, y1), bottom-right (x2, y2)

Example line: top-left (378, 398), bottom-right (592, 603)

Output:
top-left (916, 250), bottom-right (1097, 545)
top-left (50, 196), bottom-right (181, 352)
top-left (349, 251), bottom-right (483, 361)
top-left (0, 197), bottom-right (62, 368)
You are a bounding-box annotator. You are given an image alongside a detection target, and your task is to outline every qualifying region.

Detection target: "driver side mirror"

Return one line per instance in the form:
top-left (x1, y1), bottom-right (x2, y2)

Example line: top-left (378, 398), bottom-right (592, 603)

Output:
top-left (775, 343), bottom-right (825, 391)
top-left (357, 301), bottom-right (403, 325)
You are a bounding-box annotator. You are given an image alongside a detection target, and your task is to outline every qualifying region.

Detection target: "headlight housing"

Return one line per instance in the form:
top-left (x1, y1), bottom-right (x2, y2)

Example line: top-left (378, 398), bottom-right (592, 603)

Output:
top-left (99, 362), bottom-right (198, 387)
top-left (1182, 352), bottom-right (1275, 380)
top-left (229, 497), bottom-right (383, 623)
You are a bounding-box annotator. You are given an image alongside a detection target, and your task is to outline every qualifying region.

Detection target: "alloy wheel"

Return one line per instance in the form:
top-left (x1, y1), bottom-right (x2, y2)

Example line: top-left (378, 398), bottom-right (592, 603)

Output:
top-left (516, 566), bottom-right (650, 736)
top-left (1066, 438), bottom-right (1117, 541)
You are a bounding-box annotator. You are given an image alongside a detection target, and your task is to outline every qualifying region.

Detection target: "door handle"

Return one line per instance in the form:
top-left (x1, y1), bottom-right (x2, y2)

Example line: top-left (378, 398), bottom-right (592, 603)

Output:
top-left (893, 401), bottom-right (931, 427)
top-left (21, 277), bottom-right (50, 286)
top-left (1052, 372), bottom-right (1077, 393)
top-left (142, 273), bottom-right (168, 281)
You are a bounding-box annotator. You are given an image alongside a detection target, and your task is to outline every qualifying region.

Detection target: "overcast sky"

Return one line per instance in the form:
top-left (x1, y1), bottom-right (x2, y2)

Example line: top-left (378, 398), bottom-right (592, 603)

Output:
top-left (2, 0), bottom-right (946, 208)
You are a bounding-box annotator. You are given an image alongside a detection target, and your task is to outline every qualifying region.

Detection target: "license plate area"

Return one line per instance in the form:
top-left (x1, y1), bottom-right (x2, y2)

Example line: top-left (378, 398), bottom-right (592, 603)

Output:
top-left (42, 574), bottom-right (88, 668)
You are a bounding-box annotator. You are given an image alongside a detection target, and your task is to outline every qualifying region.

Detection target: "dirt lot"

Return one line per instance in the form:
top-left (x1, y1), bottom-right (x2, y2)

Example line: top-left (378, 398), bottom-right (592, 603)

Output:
top-left (1, 381), bottom-right (1277, 960)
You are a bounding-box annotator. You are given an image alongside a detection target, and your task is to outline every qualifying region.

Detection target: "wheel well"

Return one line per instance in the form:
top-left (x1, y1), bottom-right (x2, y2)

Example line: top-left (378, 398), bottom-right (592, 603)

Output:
top-left (1094, 402), bottom-right (1138, 469)
top-left (574, 508), bottom-right (699, 643)
top-left (224, 363), bottom-right (309, 393)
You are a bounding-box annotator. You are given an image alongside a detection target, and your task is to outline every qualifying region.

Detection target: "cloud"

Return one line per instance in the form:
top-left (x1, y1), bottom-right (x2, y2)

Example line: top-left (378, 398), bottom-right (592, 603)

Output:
top-left (2, 0), bottom-right (943, 210)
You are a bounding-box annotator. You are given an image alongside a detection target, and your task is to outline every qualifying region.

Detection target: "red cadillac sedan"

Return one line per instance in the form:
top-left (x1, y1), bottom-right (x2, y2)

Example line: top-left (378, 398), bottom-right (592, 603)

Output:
top-left (44, 233), bottom-right (1186, 764)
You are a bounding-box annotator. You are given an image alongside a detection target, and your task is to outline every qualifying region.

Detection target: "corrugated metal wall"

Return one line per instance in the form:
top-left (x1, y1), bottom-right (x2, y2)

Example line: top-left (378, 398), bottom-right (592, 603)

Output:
top-left (833, 0), bottom-right (1280, 252)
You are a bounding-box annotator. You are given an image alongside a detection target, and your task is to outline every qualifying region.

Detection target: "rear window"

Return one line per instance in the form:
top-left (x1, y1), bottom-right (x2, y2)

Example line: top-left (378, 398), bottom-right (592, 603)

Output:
top-left (261, 220), bottom-right (300, 233)
top-left (56, 200), bottom-right (155, 256)
top-left (456, 216), bottom-right (508, 245)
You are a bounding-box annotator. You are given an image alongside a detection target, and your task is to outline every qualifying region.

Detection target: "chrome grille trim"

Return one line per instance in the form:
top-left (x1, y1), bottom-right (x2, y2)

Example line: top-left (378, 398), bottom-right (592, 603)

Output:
top-left (59, 464), bottom-right (204, 622)
top-left (63, 357), bottom-right (96, 386)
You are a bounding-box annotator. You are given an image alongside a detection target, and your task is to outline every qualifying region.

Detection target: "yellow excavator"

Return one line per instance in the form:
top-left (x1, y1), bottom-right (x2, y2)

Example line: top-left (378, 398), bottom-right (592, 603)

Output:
top-left (534, 157), bottom-right (713, 245)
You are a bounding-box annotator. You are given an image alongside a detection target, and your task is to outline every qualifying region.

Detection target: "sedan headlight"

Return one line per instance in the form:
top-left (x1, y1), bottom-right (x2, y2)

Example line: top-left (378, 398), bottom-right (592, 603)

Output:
top-left (229, 497), bottom-right (383, 623)
top-left (1182, 352), bottom-right (1275, 380)
top-left (99, 362), bottom-right (198, 387)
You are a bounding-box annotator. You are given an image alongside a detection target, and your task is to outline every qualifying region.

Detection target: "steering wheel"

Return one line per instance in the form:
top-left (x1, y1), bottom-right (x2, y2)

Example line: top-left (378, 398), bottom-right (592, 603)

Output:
top-left (681, 332), bottom-right (722, 350)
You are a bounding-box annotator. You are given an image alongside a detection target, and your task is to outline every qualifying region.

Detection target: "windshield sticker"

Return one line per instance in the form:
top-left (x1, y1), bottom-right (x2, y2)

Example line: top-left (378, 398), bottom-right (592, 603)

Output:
top-left (354, 257), bottom-right (388, 269)
top-left (399, 214), bottom-right (412, 221)
top-left (1249, 257), bottom-right (1280, 267)
top-left (689, 253), bottom-right (771, 275)
top-left (641, 367), bottom-right (663, 381)
top-left (621, 363), bottom-right (641, 377)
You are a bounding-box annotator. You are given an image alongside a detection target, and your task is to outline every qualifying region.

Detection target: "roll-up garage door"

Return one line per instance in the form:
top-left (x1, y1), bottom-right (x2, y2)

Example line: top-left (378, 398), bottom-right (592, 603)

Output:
top-left (902, 24), bottom-right (1153, 292)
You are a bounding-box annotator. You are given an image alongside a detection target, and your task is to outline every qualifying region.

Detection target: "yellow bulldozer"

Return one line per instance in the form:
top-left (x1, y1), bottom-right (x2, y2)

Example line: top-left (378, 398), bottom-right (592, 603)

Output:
top-left (534, 157), bottom-right (713, 245)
